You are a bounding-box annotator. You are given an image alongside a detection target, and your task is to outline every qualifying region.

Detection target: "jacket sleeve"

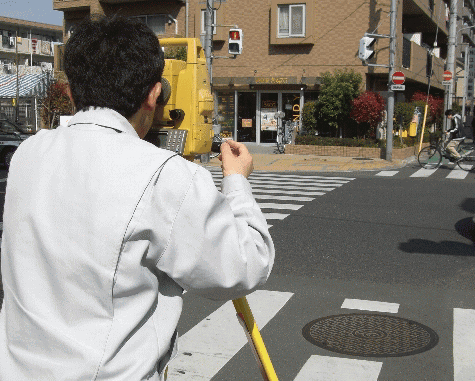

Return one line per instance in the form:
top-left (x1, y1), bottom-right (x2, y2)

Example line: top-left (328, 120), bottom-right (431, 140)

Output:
top-left (155, 165), bottom-right (275, 301)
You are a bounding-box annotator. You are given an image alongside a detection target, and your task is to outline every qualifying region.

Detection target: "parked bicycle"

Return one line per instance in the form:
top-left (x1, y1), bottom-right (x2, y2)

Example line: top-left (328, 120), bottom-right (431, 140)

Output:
top-left (275, 120), bottom-right (296, 154)
top-left (418, 134), bottom-right (475, 171)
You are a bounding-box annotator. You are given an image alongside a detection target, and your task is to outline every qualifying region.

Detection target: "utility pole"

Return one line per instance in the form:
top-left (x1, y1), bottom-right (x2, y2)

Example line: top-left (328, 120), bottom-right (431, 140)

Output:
top-left (204, 0), bottom-right (213, 86)
top-left (386, 0), bottom-right (397, 161)
top-left (444, 0), bottom-right (458, 132)
top-left (15, 29), bottom-right (19, 123)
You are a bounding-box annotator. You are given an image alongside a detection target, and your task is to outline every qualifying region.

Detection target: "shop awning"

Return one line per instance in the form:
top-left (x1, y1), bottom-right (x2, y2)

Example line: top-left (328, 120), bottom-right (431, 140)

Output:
top-left (0, 73), bottom-right (52, 98)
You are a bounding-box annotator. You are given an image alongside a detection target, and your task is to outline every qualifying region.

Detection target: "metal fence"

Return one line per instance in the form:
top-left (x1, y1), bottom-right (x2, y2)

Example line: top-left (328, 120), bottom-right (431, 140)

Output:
top-left (0, 97), bottom-right (38, 131)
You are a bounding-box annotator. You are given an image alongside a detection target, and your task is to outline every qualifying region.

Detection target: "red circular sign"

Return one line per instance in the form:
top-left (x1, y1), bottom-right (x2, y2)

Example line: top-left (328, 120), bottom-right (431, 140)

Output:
top-left (443, 70), bottom-right (452, 81)
top-left (392, 71), bottom-right (405, 85)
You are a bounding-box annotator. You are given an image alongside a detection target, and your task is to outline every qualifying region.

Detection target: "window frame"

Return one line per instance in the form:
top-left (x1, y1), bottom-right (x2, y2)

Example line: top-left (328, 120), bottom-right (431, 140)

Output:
top-left (130, 14), bottom-right (167, 35)
top-left (201, 9), bottom-right (217, 35)
top-left (277, 3), bottom-right (306, 38)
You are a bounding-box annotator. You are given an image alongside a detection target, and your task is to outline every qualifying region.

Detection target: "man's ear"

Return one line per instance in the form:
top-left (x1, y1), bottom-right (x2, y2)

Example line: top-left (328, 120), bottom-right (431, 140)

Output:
top-left (143, 82), bottom-right (162, 111)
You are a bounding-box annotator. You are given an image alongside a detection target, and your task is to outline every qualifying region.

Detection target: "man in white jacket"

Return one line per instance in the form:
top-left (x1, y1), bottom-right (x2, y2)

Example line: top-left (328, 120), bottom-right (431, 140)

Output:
top-left (0, 16), bottom-right (274, 380)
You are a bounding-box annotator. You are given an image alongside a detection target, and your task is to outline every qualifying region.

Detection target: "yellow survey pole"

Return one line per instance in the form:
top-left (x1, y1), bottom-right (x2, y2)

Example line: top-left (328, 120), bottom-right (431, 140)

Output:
top-left (418, 104), bottom-right (429, 154)
top-left (233, 297), bottom-right (279, 381)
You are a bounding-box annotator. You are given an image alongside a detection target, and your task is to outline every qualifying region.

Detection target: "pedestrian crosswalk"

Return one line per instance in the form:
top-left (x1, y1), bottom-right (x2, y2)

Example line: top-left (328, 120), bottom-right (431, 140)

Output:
top-left (375, 163), bottom-right (475, 180)
top-left (205, 167), bottom-right (356, 227)
top-left (168, 289), bottom-right (475, 380)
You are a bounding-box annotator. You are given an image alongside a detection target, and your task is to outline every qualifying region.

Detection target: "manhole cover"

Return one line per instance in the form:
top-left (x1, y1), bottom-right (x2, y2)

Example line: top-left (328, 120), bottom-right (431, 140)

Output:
top-left (302, 313), bottom-right (438, 357)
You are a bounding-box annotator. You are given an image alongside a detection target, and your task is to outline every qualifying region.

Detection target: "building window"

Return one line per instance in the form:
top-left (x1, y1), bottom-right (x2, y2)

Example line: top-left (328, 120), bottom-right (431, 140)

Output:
top-left (201, 9), bottom-right (217, 35)
top-left (131, 15), bottom-right (167, 35)
top-left (278, 4), bottom-right (305, 38)
top-left (402, 37), bottom-right (411, 69)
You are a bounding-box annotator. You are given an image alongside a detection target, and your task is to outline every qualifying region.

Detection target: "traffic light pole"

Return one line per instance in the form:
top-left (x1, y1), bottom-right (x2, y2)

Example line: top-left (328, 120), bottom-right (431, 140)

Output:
top-left (386, 0), bottom-right (397, 161)
top-left (444, 0), bottom-right (457, 132)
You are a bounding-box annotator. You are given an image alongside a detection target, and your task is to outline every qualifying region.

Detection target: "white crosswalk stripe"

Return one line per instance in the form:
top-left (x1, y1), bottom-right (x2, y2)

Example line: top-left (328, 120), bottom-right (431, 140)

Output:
top-left (167, 290), bottom-right (293, 379)
top-left (374, 165), bottom-right (475, 179)
top-left (204, 167), bottom-right (355, 227)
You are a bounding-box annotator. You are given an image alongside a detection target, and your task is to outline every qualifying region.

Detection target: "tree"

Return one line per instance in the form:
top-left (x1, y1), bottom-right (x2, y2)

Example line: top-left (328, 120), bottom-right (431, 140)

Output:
top-left (315, 69), bottom-right (362, 137)
top-left (301, 101), bottom-right (318, 134)
top-left (350, 91), bottom-right (386, 138)
top-left (41, 81), bottom-right (74, 129)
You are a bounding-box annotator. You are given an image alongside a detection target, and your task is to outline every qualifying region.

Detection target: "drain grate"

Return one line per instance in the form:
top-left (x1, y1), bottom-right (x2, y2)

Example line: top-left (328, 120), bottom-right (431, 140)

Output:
top-left (302, 313), bottom-right (439, 357)
top-left (352, 157), bottom-right (373, 161)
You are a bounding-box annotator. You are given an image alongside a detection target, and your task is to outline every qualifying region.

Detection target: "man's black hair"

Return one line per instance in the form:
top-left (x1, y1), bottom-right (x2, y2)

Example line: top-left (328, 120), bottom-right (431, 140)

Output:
top-left (445, 109), bottom-right (454, 116)
top-left (64, 16), bottom-right (165, 119)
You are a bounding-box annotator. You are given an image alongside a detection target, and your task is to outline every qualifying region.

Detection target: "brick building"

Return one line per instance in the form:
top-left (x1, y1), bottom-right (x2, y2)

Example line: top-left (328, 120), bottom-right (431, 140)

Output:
top-left (54, 0), bottom-right (453, 143)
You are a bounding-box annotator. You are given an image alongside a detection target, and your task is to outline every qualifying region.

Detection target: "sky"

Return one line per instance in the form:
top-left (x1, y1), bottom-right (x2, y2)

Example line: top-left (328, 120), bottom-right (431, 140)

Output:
top-left (0, 0), bottom-right (63, 26)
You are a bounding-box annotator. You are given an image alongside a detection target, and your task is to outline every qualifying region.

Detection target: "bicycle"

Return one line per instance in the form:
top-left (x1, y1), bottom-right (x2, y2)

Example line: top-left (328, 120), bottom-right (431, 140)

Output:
top-left (275, 120), bottom-right (296, 154)
top-left (418, 135), bottom-right (475, 171)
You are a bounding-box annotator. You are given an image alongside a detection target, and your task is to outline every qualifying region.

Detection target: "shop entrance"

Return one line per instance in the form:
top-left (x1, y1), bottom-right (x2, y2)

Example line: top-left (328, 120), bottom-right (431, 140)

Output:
top-left (237, 92), bottom-right (256, 142)
top-left (234, 90), bottom-right (302, 144)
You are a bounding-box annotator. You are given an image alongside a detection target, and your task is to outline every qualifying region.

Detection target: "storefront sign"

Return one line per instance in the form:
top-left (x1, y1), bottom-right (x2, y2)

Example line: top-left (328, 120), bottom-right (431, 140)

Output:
top-left (255, 77), bottom-right (291, 85)
top-left (242, 119), bottom-right (253, 128)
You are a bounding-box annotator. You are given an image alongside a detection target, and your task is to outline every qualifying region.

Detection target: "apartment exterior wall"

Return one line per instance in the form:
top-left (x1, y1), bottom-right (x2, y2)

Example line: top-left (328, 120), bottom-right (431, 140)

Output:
top-left (0, 16), bottom-right (62, 75)
top-left (52, 0), bottom-right (451, 141)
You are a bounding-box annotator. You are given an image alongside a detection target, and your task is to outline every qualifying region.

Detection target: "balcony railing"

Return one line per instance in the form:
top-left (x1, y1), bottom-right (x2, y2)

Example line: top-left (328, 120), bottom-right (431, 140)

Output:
top-left (0, 37), bottom-right (55, 56)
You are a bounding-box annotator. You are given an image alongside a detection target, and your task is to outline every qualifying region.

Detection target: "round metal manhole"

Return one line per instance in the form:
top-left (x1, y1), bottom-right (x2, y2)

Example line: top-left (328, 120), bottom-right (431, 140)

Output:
top-left (302, 313), bottom-right (439, 357)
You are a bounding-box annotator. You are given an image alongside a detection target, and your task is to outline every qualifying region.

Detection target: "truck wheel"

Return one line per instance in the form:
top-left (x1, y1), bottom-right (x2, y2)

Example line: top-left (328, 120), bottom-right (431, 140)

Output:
top-left (4, 150), bottom-right (15, 168)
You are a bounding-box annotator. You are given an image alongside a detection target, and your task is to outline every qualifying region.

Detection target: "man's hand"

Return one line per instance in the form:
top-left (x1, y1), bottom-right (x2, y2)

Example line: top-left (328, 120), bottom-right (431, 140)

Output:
top-left (219, 140), bottom-right (254, 178)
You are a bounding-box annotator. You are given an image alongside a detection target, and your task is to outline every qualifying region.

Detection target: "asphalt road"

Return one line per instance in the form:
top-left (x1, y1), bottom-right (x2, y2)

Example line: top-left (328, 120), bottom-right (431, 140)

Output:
top-left (177, 167), bottom-right (475, 381)
top-left (1, 164), bottom-right (475, 380)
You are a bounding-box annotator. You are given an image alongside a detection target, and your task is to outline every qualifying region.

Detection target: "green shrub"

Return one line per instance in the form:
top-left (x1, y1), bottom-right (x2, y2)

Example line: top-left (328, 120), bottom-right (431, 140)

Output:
top-left (301, 101), bottom-right (317, 134)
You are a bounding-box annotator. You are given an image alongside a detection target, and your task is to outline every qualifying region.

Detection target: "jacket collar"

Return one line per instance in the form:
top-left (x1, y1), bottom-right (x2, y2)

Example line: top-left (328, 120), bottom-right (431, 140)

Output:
top-left (67, 108), bottom-right (139, 138)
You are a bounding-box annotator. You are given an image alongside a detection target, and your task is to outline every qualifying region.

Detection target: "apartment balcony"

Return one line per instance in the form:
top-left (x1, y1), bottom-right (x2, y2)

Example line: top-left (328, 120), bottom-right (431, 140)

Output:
top-left (0, 37), bottom-right (56, 57)
top-left (99, 0), bottom-right (184, 3)
top-left (403, 0), bottom-right (448, 49)
top-left (402, 39), bottom-right (445, 89)
top-left (53, 0), bottom-right (90, 11)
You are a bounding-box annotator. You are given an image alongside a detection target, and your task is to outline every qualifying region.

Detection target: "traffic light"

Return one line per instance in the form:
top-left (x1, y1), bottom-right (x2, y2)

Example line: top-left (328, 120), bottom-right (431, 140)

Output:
top-left (228, 28), bottom-right (243, 55)
top-left (358, 36), bottom-right (375, 63)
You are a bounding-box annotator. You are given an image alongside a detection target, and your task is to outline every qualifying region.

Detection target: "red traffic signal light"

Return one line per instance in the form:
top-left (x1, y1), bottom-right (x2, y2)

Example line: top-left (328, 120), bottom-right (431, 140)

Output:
top-left (228, 28), bottom-right (243, 55)
top-left (229, 30), bottom-right (241, 40)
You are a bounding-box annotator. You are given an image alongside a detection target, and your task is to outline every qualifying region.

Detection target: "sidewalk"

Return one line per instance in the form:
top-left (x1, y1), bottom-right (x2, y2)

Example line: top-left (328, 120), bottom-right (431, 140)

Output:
top-left (200, 143), bottom-right (414, 172)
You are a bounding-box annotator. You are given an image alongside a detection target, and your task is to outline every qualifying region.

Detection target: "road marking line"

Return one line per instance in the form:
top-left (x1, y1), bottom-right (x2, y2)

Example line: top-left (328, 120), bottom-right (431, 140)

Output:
top-left (410, 168), bottom-right (438, 177)
top-left (248, 179), bottom-right (346, 187)
top-left (341, 298), bottom-right (399, 313)
top-left (248, 173), bottom-right (355, 181)
top-left (454, 308), bottom-right (475, 380)
top-left (456, 163), bottom-right (474, 171)
top-left (253, 194), bottom-right (314, 202)
top-left (167, 290), bottom-right (293, 380)
top-left (293, 355), bottom-right (382, 381)
top-left (446, 168), bottom-right (470, 179)
top-left (263, 212), bottom-right (289, 220)
top-left (251, 189), bottom-right (327, 196)
top-left (258, 203), bottom-right (303, 210)
top-left (251, 184), bottom-right (337, 192)
top-left (376, 170), bottom-right (398, 176)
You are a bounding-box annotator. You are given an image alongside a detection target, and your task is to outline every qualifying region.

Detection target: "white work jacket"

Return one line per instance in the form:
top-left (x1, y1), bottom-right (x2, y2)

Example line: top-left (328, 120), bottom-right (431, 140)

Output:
top-left (0, 108), bottom-right (274, 380)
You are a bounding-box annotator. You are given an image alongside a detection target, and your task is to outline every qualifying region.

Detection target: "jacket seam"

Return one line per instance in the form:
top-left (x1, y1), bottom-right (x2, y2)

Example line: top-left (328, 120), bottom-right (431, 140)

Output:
top-left (155, 165), bottom-right (200, 266)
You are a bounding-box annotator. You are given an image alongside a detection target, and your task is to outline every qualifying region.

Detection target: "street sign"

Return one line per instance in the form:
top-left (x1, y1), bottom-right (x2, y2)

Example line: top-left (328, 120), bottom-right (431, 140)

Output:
top-left (442, 80), bottom-right (452, 86)
top-left (391, 84), bottom-right (405, 91)
top-left (443, 70), bottom-right (452, 81)
top-left (392, 71), bottom-right (405, 85)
